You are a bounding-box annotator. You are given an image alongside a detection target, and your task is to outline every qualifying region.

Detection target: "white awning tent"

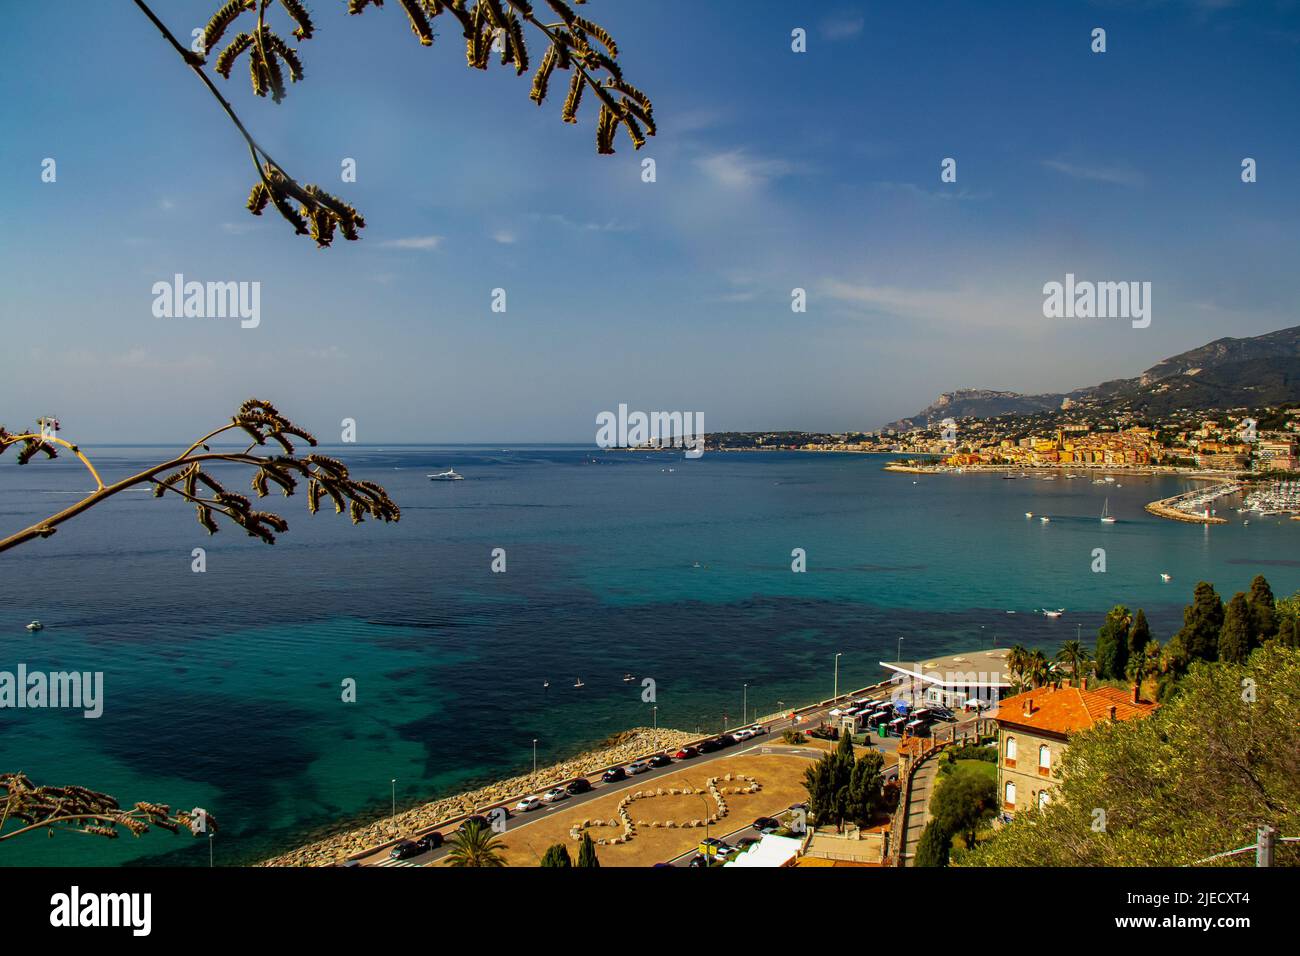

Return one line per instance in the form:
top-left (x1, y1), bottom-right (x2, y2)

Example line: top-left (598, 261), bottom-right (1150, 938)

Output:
top-left (725, 834), bottom-right (802, 868)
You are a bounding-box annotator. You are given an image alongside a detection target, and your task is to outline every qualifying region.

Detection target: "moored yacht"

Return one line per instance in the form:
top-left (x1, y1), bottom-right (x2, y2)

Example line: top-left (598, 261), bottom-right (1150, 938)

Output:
top-left (428, 468), bottom-right (464, 481)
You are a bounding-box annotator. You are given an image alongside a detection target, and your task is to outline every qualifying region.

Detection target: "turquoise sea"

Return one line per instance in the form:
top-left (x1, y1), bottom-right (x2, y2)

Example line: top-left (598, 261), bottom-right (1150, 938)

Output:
top-left (1, 447), bottom-right (1295, 865)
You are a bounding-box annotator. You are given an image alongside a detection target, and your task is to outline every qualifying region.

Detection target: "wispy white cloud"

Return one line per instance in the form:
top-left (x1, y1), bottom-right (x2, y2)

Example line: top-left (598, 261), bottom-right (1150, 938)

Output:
top-left (379, 235), bottom-right (443, 250)
top-left (820, 14), bottom-right (865, 41)
top-left (1042, 159), bottom-right (1144, 188)
top-left (696, 149), bottom-right (796, 190)
top-left (491, 229), bottom-right (518, 244)
top-left (874, 181), bottom-right (992, 202)
top-left (535, 213), bottom-right (632, 233)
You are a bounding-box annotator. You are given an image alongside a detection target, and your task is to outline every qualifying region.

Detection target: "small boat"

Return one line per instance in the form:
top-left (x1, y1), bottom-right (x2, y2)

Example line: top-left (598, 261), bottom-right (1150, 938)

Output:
top-left (1160, 573), bottom-right (1172, 583)
top-left (1104, 477), bottom-right (1115, 483)
top-left (1043, 608), bottom-right (1065, 618)
top-left (1100, 498), bottom-right (1116, 524)
top-left (26, 620), bottom-right (43, 632)
top-left (1006, 610), bottom-right (1016, 615)
top-left (1039, 516), bottom-right (1051, 523)
top-left (623, 673), bottom-right (634, 683)
top-left (1025, 512), bottom-right (1033, 518)
top-left (573, 678), bottom-right (585, 688)
top-left (543, 680), bottom-right (550, 690)
top-left (428, 468), bottom-right (464, 481)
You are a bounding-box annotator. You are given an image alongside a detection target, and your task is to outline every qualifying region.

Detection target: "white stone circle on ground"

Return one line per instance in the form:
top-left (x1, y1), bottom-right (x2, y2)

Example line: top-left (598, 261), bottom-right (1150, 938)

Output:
top-left (568, 773), bottom-right (763, 846)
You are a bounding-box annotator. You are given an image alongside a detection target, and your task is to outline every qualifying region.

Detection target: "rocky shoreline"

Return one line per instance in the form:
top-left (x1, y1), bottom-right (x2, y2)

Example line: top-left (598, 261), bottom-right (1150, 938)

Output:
top-left (259, 727), bottom-right (699, 867)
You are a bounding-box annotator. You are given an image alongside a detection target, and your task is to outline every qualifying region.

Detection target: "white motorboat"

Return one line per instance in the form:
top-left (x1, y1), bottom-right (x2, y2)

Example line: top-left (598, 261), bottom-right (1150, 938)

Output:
top-left (26, 620), bottom-right (44, 632)
top-left (428, 468), bottom-right (464, 481)
top-left (1160, 573), bottom-right (1172, 583)
top-left (1101, 498), bottom-right (1116, 523)
top-left (1043, 608), bottom-right (1065, 618)
top-left (1025, 512), bottom-right (1033, 518)
top-left (1039, 515), bottom-right (1051, 523)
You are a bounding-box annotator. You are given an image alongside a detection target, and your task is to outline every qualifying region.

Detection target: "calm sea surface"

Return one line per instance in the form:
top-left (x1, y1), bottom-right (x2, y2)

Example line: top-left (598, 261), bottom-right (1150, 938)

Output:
top-left (1, 447), bottom-right (1295, 865)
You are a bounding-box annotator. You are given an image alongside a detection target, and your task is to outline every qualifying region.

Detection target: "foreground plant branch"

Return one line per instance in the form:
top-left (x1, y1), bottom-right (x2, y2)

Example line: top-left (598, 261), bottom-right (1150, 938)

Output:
top-left (133, 0), bottom-right (655, 247)
top-left (0, 772), bottom-right (216, 843)
top-left (0, 399), bottom-right (399, 555)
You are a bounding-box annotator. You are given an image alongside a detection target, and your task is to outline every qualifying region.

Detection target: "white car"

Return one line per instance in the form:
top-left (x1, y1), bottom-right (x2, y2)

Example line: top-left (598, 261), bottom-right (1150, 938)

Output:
top-left (733, 728), bottom-right (755, 741)
top-left (515, 796), bottom-right (543, 812)
top-left (626, 759), bottom-right (651, 775)
top-left (829, 707), bottom-right (848, 717)
top-left (541, 788), bottom-right (568, 804)
top-left (745, 724), bottom-right (767, 736)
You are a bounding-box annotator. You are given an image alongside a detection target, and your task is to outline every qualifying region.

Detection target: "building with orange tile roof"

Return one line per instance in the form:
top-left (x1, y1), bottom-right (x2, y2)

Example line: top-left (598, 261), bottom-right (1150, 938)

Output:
top-left (992, 679), bottom-right (1157, 817)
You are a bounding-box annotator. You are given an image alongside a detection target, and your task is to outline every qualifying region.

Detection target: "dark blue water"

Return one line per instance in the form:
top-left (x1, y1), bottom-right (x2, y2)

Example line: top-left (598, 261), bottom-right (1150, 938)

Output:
top-left (2, 447), bottom-right (1295, 865)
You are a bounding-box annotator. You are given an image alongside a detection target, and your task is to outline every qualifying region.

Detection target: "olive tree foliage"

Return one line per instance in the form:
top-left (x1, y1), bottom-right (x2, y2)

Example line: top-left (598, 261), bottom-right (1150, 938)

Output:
top-left (963, 644), bottom-right (1300, 867)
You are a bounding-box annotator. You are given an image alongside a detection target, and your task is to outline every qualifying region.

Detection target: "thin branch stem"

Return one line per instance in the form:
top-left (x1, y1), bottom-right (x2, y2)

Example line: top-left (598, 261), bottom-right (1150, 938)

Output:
top-left (3, 434), bottom-right (105, 491)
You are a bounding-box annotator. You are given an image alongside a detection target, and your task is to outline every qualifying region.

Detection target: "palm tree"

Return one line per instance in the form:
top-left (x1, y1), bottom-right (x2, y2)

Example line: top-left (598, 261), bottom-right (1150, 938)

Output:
top-left (445, 820), bottom-right (508, 868)
top-left (1027, 650), bottom-right (1052, 689)
top-left (1055, 640), bottom-right (1092, 685)
top-left (1007, 644), bottom-right (1031, 691)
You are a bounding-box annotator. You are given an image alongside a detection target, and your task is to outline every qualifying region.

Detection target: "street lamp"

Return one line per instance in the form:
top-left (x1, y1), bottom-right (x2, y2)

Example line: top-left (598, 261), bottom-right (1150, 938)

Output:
top-left (742, 683), bottom-right (748, 725)
top-left (208, 832), bottom-right (214, 868)
top-left (897, 636), bottom-right (905, 662)
top-left (833, 652), bottom-right (842, 701)
top-left (652, 706), bottom-right (658, 750)
top-left (533, 738), bottom-right (538, 774)
top-left (391, 778), bottom-right (396, 820)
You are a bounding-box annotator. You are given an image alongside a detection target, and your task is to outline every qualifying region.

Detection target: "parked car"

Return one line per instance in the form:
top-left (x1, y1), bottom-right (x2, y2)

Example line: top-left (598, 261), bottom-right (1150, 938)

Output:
top-left (602, 767), bottom-right (627, 783)
top-left (626, 759), bottom-right (652, 775)
top-left (745, 724), bottom-right (767, 736)
top-left (752, 816), bottom-right (781, 833)
top-left (457, 814), bottom-right (490, 833)
top-left (542, 787), bottom-right (568, 804)
top-left (649, 754), bottom-right (673, 768)
top-left (514, 796), bottom-right (543, 812)
top-left (931, 706), bottom-right (956, 722)
top-left (735, 837), bottom-right (760, 851)
top-left (673, 746), bottom-right (699, 760)
top-left (388, 839), bottom-right (421, 861)
top-left (697, 739), bottom-right (721, 754)
top-left (733, 728), bottom-right (757, 741)
top-left (829, 707), bottom-right (849, 717)
top-left (963, 698), bottom-right (991, 712)
top-left (688, 853), bottom-right (709, 867)
top-left (416, 832), bottom-right (444, 852)
top-left (715, 734), bottom-right (738, 748)
top-left (565, 778), bottom-right (592, 795)
top-left (698, 837), bottom-right (733, 858)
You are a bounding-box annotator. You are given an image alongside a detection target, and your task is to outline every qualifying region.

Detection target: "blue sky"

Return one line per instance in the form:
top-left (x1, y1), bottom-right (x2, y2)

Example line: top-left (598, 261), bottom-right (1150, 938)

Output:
top-left (2, 0), bottom-right (1299, 442)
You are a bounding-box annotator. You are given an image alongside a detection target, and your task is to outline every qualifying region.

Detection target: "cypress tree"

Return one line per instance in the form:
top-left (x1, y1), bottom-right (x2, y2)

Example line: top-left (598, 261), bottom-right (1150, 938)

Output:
top-left (1095, 605), bottom-right (1132, 679)
top-left (1247, 575), bottom-right (1277, 643)
top-left (541, 843), bottom-right (572, 867)
top-left (577, 831), bottom-right (600, 868)
top-left (914, 819), bottom-right (952, 867)
top-left (1219, 593), bottom-right (1252, 665)
top-left (1127, 609), bottom-right (1152, 662)
top-left (1174, 582), bottom-right (1224, 662)
top-left (1276, 617), bottom-right (1298, 649)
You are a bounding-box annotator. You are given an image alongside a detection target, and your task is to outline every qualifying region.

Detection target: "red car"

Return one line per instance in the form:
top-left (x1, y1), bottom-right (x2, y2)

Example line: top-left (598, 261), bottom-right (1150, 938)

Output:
top-left (673, 746), bottom-right (699, 760)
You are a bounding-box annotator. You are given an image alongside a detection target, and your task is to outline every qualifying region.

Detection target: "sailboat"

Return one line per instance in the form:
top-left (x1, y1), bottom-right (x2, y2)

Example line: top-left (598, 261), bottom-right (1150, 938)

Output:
top-left (573, 678), bottom-right (585, 688)
top-left (1160, 573), bottom-right (1172, 583)
top-left (1100, 498), bottom-right (1116, 523)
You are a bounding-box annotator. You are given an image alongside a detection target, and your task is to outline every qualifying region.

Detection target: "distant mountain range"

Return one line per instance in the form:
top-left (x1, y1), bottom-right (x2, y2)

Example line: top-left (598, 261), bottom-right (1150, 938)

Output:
top-left (886, 324), bottom-right (1300, 431)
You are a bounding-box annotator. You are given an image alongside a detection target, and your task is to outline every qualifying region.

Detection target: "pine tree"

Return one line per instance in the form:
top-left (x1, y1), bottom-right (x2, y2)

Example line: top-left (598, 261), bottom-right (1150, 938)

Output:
top-left (1095, 605), bottom-right (1132, 679)
top-left (1219, 593), bottom-right (1252, 665)
top-left (576, 831), bottom-right (600, 868)
top-left (1247, 575), bottom-right (1277, 643)
top-left (1175, 582), bottom-right (1224, 662)
top-left (845, 750), bottom-right (885, 827)
top-left (540, 843), bottom-right (572, 867)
